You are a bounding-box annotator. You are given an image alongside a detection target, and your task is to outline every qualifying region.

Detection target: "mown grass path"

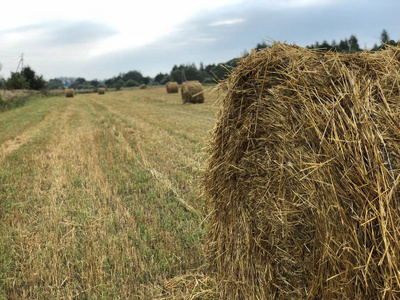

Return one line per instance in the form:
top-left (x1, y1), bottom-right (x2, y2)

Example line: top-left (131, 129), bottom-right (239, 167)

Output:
top-left (0, 87), bottom-right (220, 299)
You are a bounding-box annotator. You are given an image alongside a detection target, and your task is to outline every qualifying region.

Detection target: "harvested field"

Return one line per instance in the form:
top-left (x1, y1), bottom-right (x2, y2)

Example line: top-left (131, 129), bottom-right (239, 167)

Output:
top-left (0, 86), bottom-right (219, 299)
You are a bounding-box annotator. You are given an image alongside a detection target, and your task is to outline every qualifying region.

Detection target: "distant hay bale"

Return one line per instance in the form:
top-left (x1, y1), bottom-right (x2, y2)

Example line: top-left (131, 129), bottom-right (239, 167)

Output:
top-left (140, 84), bottom-right (147, 89)
top-left (205, 43), bottom-right (400, 299)
top-left (65, 89), bottom-right (74, 98)
top-left (181, 81), bottom-right (204, 104)
top-left (166, 81), bottom-right (179, 93)
top-left (98, 87), bottom-right (105, 95)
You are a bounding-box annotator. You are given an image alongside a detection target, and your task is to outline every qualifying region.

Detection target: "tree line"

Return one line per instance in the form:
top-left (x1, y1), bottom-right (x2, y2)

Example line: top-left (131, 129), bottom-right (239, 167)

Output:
top-left (1, 29), bottom-right (397, 92)
top-left (306, 29), bottom-right (397, 53)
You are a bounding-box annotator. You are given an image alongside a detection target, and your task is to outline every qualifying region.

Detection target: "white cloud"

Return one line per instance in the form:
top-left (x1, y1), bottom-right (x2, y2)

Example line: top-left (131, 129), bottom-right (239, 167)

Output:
top-left (211, 18), bottom-right (245, 26)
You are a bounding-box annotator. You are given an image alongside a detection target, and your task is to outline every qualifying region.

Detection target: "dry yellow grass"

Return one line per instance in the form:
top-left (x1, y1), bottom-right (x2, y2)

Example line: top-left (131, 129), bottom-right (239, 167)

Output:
top-left (0, 89), bottom-right (40, 101)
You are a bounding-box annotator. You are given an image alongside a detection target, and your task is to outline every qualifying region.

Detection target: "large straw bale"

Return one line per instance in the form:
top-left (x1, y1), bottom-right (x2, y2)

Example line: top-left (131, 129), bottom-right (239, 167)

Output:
top-left (65, 89), bottom-right (74, 98)
top-left (205, 43), bottom-right (400, 299)
top-left (181, 81), bottom-right (204, 104)
top-left (140, 84), bottom-right (147, 89)
top-left (166, 81), bottom-right (179, 93)
top-left (98, 87), bottom-right (105, 95)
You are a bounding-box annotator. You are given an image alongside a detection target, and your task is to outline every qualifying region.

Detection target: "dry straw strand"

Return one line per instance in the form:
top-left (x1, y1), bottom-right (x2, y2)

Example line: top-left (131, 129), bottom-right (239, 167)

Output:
top-left (181, 81), bottom-right (204, 104)
top-left (204, 43), bottom-right (400, 299)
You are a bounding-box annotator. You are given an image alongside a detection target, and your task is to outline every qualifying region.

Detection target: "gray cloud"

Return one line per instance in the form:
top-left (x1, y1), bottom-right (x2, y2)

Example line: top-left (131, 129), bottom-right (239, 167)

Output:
top-left (6, 0), bottom-right (400, 80)
top-left (0, 20), bottom-right (117, 49)
top-left (45, 21), bottom-right (118, 46)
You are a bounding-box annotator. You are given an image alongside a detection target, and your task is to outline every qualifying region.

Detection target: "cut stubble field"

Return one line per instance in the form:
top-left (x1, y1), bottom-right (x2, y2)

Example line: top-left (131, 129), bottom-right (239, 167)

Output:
top-left (0, 86), bottom-right (221, 299)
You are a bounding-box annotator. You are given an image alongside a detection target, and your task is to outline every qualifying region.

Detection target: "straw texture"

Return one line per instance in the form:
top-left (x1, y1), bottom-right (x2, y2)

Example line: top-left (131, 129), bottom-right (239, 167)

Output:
top-left (166, 81), bottom-right (179, 93)
top-left (181, 81), bottom-right (204, 104)
top-left (205, 43), bottom-right (400, 299)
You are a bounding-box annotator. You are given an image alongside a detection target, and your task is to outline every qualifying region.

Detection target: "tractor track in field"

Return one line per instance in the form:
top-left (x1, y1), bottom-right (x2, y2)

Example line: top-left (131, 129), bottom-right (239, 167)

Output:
top-left (0, 103), bottom-right (70, 160)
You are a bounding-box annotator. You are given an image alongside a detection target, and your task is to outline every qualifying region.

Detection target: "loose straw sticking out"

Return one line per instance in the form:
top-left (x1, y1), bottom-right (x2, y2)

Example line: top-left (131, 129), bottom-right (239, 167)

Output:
top-left (204, 43), bottom-right (400, 299)
top-left (181, 81), bottom-right (204, 104)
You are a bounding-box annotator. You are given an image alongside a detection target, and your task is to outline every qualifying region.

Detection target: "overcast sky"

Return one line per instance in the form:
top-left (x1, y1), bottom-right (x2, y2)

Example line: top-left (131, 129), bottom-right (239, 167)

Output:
top-left (0, 0), bottom-right (399, 81)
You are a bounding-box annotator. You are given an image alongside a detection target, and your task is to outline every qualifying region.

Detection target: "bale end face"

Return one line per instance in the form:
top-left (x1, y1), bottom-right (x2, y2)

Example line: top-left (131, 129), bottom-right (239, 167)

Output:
top-left (98, 87), bottom-right (105, 95)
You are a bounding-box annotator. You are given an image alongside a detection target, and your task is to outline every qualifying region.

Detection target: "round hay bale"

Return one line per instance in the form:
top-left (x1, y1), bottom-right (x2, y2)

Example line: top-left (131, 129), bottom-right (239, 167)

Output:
top-left (140, 84), bottom-right (147, 89)
top-left (166, 81), bottom-right (179, 93)
top-left (65, 89), bottom-right (74, 98)
top-left (181, 81), bottom-right (204, 104)
top-left (98, 87), bottom-right (105, 95)
top-left (205, 43), bottom-right (400, 299)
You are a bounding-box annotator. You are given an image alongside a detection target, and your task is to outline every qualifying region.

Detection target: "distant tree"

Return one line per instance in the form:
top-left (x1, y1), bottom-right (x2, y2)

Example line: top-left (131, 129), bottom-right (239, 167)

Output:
top-left (204, 64), bottom-right (216, 76)
top-left (47, 78), bottom-right (64, 89)
top-left (240, 49), bottom-right (250, 57)
top-left (0, 78), bottom-right (5, 89)
top-left (105, 78), bottom-right (115, 87)
top-left (348, 35), bottom-right (360, 53)
top-left (122, 70), bottom-right (144, 84)
top-left (381, 29), bottom-right (389, 44)
top-left (330, 39), bottom-right (338, 51)
top-left (154, 72), bottom-right (168, 84)
top-left (154, 73), bottom-right (165, 83)
top-left (170, 66), bottom-right (184, 83)
top-left (186, 63), bottom-right (203, 81)
top-left (125, 79), bottom-right (139, 87)
top-left (143, 76), bottom-right (151, 85)
top-left (169, 63), bottom-right (204, 83)
top-left (6, 72), bottom-right (28, 89)
top-left (255, 41), bottom-right (270, 51)
top-left (69, 77), bottom-right (88, 89)
top-left (371, 43), bottom-right (380, 51)
top-left (115, 80), bottom-right (123, 90)
top-left (7, 66), bottom-right (46, 90)
top-left (90, 79), bottom-right (99, 87)
top-left (338, 39), bottom-right (349, 53)
top-left (320, 40), bottom-right (331, 50)
top-left (160, 75), bottom-right (172, 84)
top-left (57, 77), bottom-right (76, 88)
top-left (199, 62), bottom-right (205, 72)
